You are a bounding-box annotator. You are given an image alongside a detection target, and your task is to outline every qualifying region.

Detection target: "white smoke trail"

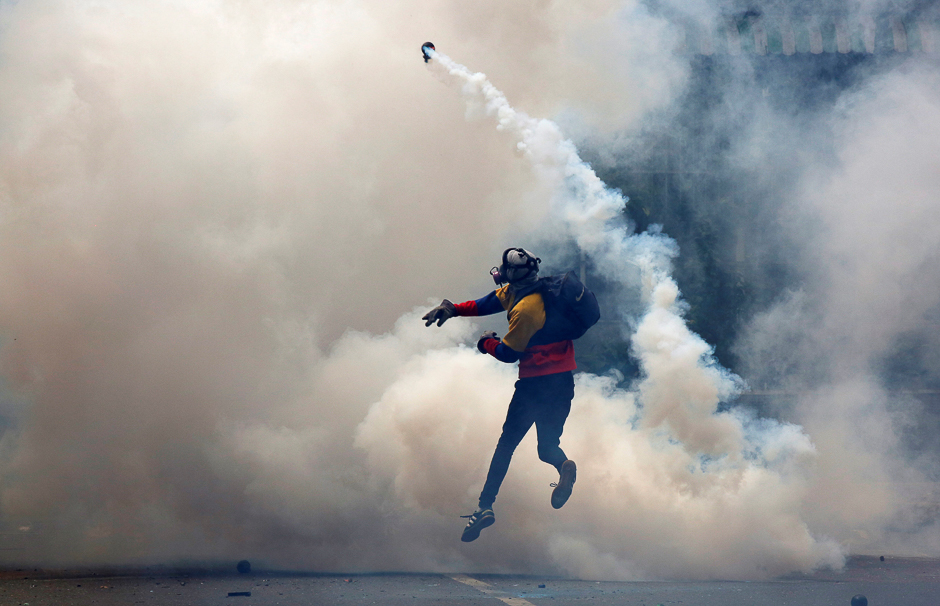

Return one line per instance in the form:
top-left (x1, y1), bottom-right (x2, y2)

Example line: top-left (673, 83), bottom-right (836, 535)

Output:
top-left (427, 48), bottom-right (741, 454)
top-left (393, 47), bottom-right (848, 576)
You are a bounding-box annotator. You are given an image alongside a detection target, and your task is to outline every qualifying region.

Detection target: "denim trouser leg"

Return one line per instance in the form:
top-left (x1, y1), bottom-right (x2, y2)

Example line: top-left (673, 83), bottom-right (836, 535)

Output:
top-left (478, 372), bottom-right (574, 509)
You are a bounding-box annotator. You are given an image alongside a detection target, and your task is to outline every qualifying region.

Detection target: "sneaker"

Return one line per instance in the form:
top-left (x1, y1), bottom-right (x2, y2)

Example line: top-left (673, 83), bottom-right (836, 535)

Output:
top-left (550, 459), bottom-right (577, 509)
top-left (460, 508), bottom-right (495, 542)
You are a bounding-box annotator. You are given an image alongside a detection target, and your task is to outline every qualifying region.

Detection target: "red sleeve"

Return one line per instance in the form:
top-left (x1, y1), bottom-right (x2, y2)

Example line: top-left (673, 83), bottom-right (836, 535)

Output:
top-left (454, 300), bottom-right (479, 316)
top-left (483, 338), bottom-right (499, 356)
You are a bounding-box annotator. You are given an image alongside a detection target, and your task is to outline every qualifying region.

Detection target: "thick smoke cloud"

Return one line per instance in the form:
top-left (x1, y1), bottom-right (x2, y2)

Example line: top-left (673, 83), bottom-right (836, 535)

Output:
top-left (610, 0), bottom-right (940, 561)
top-left (0, 0), bottom-right (938, 580)
top-left (0, 0), bottom-right (697, 574)
top-left (733, 64), bottom-right (940, 554)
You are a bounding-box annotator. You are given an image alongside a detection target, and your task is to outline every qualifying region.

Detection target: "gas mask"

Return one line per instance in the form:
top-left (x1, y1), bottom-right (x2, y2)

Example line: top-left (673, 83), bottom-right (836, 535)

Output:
top-left (490, 248), bottom-right (540, 286)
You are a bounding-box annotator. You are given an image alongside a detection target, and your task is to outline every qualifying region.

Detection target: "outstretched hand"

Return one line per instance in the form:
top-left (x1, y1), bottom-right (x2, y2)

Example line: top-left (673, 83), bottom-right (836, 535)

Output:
top-left (422, 299), bottom-right (457, 327)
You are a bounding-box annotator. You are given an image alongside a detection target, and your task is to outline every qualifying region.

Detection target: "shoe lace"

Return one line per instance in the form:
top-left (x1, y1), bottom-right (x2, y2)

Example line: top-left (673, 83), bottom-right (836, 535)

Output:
top-left (460, 509), bottom-right (491, 520)
top-left (549, 482), bottom-right (558, 487)
top-left (461, 511), bottom-right (483, 520)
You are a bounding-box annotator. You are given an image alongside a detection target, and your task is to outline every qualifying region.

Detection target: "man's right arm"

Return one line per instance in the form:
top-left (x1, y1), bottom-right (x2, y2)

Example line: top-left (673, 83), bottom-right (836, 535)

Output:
top-left (423, 291), bottom-right (503, 327)
top-left (453, 291), bottom-right (503, 317)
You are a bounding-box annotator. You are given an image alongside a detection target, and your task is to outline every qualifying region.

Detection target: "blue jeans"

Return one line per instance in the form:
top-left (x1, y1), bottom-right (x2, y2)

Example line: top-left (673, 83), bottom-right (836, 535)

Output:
top-left (478, 371), bottom-right (574, 509)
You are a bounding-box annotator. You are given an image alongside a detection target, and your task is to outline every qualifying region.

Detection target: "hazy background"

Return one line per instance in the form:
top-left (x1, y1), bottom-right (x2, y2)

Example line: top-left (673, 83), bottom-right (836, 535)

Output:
top-left (0, 0), bottom-right (938, 580)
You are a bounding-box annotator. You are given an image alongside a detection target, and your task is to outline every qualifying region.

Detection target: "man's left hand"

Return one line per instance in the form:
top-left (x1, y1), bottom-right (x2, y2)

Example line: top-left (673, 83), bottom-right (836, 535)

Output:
top-left (477, 331), bottom-right (498, 353)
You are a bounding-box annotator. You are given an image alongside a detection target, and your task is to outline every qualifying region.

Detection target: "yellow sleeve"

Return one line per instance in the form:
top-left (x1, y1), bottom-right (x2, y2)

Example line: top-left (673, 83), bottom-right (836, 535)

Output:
top-left (501, 293), bottom-right (546, 352)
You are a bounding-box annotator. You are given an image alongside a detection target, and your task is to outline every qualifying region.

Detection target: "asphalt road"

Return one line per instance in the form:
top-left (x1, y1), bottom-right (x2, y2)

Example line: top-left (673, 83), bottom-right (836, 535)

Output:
top-left (0, 556), bottom-right (936, 606)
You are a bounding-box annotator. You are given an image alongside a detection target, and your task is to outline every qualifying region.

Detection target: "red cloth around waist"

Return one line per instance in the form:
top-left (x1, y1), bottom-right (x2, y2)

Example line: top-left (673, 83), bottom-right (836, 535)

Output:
top-left (519, 340), bottom-right (576, 378)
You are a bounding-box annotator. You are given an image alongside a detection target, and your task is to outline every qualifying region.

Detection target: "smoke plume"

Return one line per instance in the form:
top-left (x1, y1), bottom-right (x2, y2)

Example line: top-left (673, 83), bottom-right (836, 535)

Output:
top-left (0, 0), bottom-right (938, 580)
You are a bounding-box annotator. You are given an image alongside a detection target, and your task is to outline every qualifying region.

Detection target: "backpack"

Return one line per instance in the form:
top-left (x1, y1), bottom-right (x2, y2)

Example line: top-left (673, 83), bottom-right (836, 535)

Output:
top-left (537, 271), bottom-right (600, 341)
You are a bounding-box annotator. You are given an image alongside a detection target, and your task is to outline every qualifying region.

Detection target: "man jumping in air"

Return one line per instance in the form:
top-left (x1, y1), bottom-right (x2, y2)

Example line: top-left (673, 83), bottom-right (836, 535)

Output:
top-left (422, 248), bottom-right (581, 542)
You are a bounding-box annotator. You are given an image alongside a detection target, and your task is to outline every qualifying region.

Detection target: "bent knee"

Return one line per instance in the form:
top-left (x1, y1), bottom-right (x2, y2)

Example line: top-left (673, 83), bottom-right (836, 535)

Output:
top-left (537, 446), bottom-right (561, 463)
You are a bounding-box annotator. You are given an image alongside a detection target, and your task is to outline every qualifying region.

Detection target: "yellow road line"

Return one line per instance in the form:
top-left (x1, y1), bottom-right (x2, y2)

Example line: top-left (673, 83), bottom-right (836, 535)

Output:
top-left (450, 574), bottom-right (537, 606)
